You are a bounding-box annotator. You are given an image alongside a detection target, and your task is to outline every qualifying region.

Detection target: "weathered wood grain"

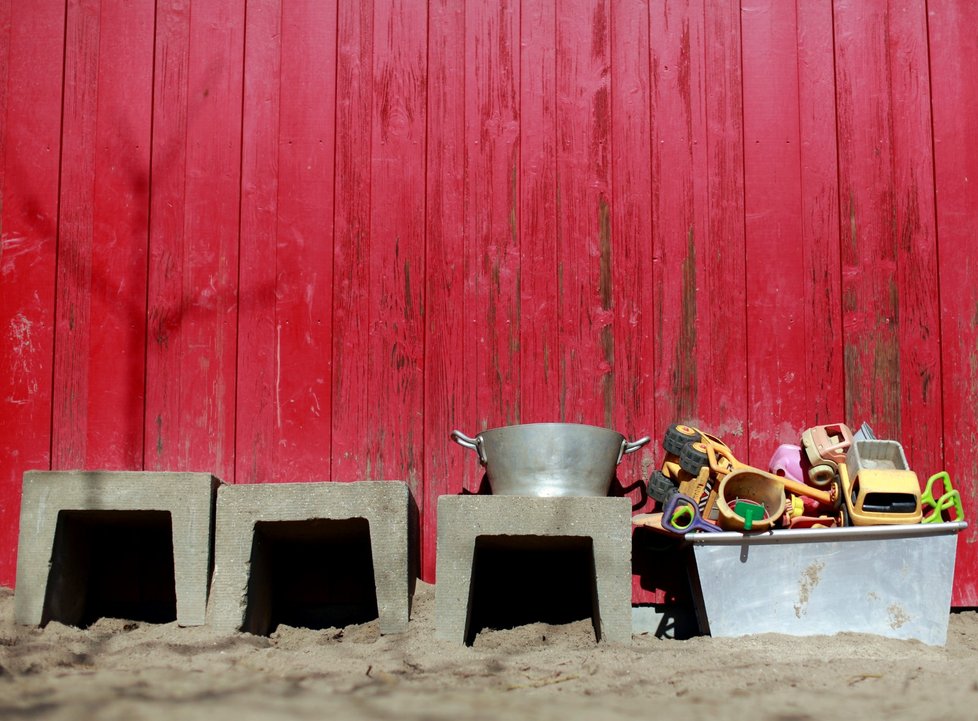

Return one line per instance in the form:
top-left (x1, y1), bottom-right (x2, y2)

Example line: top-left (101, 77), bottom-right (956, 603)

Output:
top-left (467, 0), bottom-right (521, 432)
top-left (423, 0), bottom-right (471, 581)
top-left (610, 0), bottom-right (658, 603)
top-left (834, 0), bottom-right (942, 471)
top-left (52, 0), bottom-right (100, 469)
top-left (741, 0), bottom-right (808, 460)
top-left (332, 0), bottom-right (426, 488)
top-left (0, 0), bottom-right (64, 581)
top-left (237, 0), bottom-right (336, 484)
top-left (144, 0), bottom-right (243, 482)
top-left (701, 0), bottom-right (747, 450)
top-left (928, 0), bottom-right (978, 605)
top-left (797, 0), bottom-right (845, 428)
top-left (331, 0), bottom-right (374, 481)
top-left (739, 0), bottom-right (846, 463)
top-left (235, 0), bottom-right (281, 485)
top-left (649, 0), bottom-right (709, 434)
top-left (366, 0), bottom-right (427, 487)
top-left (53, 0), bottom-right (152, 470)
top-left (555, 0), bottom-right (613, 427)
top-left (519, 0), bottom-right (559, 426)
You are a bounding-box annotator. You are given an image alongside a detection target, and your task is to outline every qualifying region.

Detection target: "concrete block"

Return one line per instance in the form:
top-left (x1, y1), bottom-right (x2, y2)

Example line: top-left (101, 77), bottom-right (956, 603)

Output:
top-left (208, 481), bottom-right (415, 635)
top-left (15, 471), bottom-right (221, 627)
top-left (435, 495), bottom-right (632, 645)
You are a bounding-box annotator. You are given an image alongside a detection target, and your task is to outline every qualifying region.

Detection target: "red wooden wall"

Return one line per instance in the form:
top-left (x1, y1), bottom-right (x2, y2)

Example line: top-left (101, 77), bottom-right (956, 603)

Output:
top-left (2, 0), bottom-right (977, 604)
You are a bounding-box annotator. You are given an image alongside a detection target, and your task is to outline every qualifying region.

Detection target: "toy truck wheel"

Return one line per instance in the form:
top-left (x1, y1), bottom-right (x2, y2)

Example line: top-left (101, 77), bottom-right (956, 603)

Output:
top-left (808, 463), bottom-right (835, 487)
top-left (838, 499), bottom-right (850, 527)
top-left (648, 470), bottom-right (678, 505)
top-left (679, 442), bottom-right (710, 475)
top-left (663, 424), bottom-right (700, 456)
top-left (830, 478), bottom-right (844, 511)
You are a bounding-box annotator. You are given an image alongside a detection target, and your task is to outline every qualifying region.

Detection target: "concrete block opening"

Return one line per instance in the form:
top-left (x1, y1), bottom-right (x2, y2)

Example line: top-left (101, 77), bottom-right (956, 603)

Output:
top-left (241, 517), bottom-right (379, 636)
top-left (436, 495), bottom-right (633, 645)
top-left (464, 535), bottom-right (598, 646)
top-left (42, 510), bottom-right (177, 627)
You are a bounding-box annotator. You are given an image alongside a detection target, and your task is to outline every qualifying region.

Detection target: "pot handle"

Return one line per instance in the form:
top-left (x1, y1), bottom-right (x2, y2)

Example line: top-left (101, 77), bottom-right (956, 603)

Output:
top-left (617, 435), bottom-right (651, 464)
top-left (451, 430), bottom-right (488, 465)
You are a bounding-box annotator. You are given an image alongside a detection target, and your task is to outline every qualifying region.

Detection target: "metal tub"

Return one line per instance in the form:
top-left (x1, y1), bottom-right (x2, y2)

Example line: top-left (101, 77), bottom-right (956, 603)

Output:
top-left (686, 521), bottom-right (966, 645)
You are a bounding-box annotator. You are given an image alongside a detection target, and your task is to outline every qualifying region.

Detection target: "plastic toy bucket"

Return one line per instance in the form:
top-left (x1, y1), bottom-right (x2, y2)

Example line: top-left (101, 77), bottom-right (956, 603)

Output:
top-left (716, 469), bottom-right (786, 531)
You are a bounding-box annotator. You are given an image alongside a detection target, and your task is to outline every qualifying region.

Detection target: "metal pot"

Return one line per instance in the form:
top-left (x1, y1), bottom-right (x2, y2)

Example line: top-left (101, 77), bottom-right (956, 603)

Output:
top-left (450, 423), bottom-right (650, 497)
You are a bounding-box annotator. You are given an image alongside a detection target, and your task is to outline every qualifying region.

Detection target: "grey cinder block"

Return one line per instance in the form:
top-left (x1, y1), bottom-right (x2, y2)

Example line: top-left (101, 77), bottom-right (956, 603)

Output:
top-left (208, 481), bottom-right (414, 635)
top-left (435, 495), bottom-right (632, 645)
top-left (14, 470), bottom-right (221, 627)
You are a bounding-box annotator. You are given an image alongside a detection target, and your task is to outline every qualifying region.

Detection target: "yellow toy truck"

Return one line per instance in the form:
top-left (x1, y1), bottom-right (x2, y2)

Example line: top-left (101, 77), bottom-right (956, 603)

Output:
top-left (840, 439), bottom-right (922, 525)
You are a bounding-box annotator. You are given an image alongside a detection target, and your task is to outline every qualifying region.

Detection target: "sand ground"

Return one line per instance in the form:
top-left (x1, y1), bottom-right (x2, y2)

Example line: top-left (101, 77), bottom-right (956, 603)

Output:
top-left (1, 583), bottom-right (977, 721)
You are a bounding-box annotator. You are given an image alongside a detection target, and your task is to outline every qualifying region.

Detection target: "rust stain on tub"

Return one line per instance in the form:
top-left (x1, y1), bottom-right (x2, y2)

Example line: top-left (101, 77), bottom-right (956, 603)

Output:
top-left (888, 603), bottom-right (910, 629)
top-left (794, 560), bottom-right (826, 619)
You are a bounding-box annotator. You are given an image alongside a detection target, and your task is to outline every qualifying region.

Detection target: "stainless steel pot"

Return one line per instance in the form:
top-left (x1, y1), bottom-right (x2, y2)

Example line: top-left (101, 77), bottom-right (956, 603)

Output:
top-left (450, 423), bottom-right (650, 497)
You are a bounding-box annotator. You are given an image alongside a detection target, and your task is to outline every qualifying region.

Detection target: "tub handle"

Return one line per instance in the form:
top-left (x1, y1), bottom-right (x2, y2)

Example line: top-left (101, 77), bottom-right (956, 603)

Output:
top-left (617, 436), bottom-right (651, 464)
top-left (451, 430), bottom-right (488, 465)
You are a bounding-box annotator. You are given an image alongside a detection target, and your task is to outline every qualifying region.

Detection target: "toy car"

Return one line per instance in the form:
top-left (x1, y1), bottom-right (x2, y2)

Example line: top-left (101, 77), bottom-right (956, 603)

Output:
top-left (801, 423), bottom-right (853, 487)
top-left (839, 439), bottom-right (922, 525)
top-left (652, 424), bottom-right (736, 524)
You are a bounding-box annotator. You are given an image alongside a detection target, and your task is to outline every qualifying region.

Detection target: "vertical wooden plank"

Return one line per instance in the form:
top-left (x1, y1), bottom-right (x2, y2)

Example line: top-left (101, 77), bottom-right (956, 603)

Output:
top-left (331, 0), bottom-right (373, 481)
top-left (237, 0), bottom-right (336, 484)
top-left (87, 0), bottom-right (153, 468)
top-left (466, 0), bottom-right (521, 431)
top-left (519, 0), bottom-right (559, 425)
top-left (145, 0), bottom-right (191, 474)
top-left (741, 1), bottom-right (809, 457)
top-left (797, 0), bottom-right (845, 427)
top-left (367, 0), bottom-right (427, 486)
top-left (882, 2), bottom-right (941, 478)
top-left (145, 0), bottom-right (244, 482)
top-left (332, 0), bottom-right (426, 487)
top-left (555, 0), bottom-right (613, 426)
top-left (0, 0), bottom-right (7, 179)
top-left (835, 0), bottom-right (895, 433)
top-left (650, 0), bottom-right (747, 447)
top-left (739, 1), bottom-right (845, 462)
top-left (0, 0), bottom-right (64, 585)
top-left (273, 0), bottom-right (336, 481)
top-left (834, 0), bottom-right (941, 471)
top-left (52, 0), bottom-right (153, 470)
top-left (649, 0), bottom-right (709, 435)
top-left (235, 0), bottom-right (280, 484)
top-left (702, 0), bottom-right (747, 451)
top-left (928, 0), bottom-right (978, 605)
top-left (610, 0), bottom-right (658, 604)
top-left (51, 0), bottom-right (99, 469)
top-left (424, 0), bottom-right (469, 581)
top-left (609, 0), bottom-right (655, 464)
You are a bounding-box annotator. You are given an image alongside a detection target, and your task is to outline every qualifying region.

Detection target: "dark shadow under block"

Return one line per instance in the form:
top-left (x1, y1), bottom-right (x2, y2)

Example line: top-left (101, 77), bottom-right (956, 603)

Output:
top-left (242, 517), bottom-right (379, 636)
top-left (43, 510), bottom-right (177, 627)
top-left (465, 535), bottom-right (598, 646)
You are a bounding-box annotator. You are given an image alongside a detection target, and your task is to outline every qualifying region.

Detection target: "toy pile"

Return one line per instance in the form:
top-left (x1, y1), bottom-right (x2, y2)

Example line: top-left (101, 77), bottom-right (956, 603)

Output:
top-left (644, 422), bottom-right (965, 536)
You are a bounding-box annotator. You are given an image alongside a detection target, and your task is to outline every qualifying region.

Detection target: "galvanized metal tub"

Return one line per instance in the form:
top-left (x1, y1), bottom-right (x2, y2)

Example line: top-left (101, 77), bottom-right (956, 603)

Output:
top-left (451, 423), bottom-right (649, 497)
top-left (686, 521), bottom-right (967, 645)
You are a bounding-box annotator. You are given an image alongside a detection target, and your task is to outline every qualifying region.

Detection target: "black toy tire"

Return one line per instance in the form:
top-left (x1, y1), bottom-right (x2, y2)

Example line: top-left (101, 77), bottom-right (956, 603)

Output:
top-left (648, 470), bottom-right (678, 504)
top-left (679, 442), bottom-right (710, 475)
top-left (663, 423), bottom-right (700, 456)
